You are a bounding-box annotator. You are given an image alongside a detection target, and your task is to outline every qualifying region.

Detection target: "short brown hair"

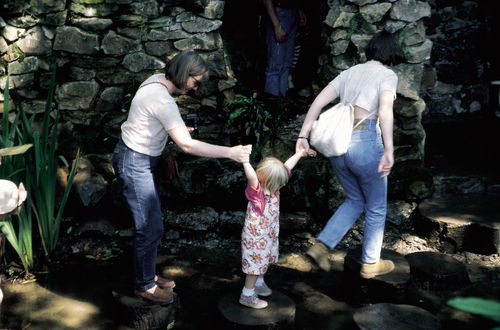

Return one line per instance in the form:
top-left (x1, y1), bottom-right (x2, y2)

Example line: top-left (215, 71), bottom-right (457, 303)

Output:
top-left (165, 50), bottom-right (208, 90)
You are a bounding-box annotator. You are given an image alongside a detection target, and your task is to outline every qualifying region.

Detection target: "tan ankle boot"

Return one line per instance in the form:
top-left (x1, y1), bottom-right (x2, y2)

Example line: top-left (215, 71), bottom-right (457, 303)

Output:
top-left (306, 242), bottom-right (331, 272)
top-left (360, 259), bottom-right (395, 279)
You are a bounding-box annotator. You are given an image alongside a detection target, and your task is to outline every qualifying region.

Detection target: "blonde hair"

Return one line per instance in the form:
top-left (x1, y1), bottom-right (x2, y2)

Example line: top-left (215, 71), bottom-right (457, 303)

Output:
top-left (255, 157), bottom-right (290, 194)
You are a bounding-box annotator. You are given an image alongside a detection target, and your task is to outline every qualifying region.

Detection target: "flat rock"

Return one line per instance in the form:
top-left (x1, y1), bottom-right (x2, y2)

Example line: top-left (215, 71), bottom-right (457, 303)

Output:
top-left (353, 303), bottom-right (440, 330)
top-left (344, 248), bottom-right (411, 287)
top-left (406, 251), bottom-right (470, 291)
top-left (218, 290), bottom-right (295, 328)
top-left (112, 290), bottom-right (179, 330)
top-left (417, 195), bottom-right (500, 254)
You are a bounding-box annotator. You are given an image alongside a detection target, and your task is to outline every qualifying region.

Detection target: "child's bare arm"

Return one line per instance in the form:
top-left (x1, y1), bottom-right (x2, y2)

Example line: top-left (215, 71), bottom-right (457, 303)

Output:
top-left (284, 150), bottom-right (306, 171)
top-left (243, 162), bottom-right (259, 189)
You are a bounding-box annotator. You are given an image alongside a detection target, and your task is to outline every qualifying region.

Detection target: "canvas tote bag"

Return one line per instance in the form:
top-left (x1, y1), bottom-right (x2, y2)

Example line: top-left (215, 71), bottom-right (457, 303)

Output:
top-left (309, 103), bottom-right (372, 157)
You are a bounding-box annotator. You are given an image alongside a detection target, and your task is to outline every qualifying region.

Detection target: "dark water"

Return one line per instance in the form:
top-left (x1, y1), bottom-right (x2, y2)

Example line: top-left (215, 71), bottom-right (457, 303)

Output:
top-left (1, 237), bottom-right (497, 330)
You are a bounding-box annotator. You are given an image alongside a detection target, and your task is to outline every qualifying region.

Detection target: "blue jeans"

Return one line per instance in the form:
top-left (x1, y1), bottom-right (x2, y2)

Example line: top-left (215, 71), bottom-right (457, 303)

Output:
top-left (112, 139), bottom-right (163, 291)
top-left (264, 7), bottom-right (298, 96)
top-left (317, 120), bottom-right (387, 264)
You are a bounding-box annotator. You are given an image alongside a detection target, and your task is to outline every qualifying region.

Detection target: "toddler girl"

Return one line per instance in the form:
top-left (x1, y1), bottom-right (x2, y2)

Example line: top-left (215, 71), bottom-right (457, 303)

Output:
top-left (239, 148), bottom-right (312, 308)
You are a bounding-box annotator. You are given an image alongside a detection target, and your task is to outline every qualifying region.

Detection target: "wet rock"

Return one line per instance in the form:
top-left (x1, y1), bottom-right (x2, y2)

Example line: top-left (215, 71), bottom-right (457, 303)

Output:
top-left (218, 290), bottom-right (295, 328)
top-left (112, 291), bottom-right (179, 330)
top-left (353, 303), bottom-right (440, 330)
top-left (406, 251), bottom-right (470, 292)
top-left (416, 195), bottom-right (500, 255)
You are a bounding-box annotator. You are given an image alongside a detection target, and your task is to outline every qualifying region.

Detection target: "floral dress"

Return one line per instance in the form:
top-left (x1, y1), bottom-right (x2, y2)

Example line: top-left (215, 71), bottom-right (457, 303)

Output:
top-left (241, 183), bottom-right (280, 275)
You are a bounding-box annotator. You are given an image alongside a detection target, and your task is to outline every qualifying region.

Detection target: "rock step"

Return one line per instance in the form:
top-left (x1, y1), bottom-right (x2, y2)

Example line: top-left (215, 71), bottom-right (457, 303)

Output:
top-left (416, 195), bottom-right (500, 255)
top-left (342, 248), bottom-right (410, 305)
top-left (111, 290), bottom-right (179, 330)
top-left (344, 248), bottom-right (411, 287)
top-left (406, 251), bottom-right (470, 292)
top-left (353, 303), bottom-right (440, 330)
top-left (218, 290), bottom-right (295, 329)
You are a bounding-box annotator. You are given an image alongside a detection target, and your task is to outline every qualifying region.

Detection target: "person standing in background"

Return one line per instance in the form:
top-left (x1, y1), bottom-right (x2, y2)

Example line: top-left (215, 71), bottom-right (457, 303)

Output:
top-left (262, 0), bottom-right (306, 96)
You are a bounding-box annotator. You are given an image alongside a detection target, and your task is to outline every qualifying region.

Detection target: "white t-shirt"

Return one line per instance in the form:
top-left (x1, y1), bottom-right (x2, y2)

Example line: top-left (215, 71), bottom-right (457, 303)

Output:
top-left (121, 74), bottom-right (185, 156)
top-left (329, 62), bottom-right (398, 115)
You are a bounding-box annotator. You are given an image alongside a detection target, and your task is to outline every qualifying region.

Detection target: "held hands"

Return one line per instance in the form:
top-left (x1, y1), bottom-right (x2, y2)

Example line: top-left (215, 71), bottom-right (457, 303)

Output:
top-left (377, 151), bottom-right (394, 178)
top-left (230, 144), bottom-right (252, 163)
top-left (295, 138), bottom-right (317, 157)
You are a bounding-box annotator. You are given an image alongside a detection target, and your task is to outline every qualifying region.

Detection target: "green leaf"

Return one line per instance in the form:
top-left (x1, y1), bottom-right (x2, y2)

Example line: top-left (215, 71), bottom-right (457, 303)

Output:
top-left (0, 144), bottom-right (33, 156)
top-left (448, 297), bottom-right (500, 322)
top-left (228, 107), bottom-right (247, 120)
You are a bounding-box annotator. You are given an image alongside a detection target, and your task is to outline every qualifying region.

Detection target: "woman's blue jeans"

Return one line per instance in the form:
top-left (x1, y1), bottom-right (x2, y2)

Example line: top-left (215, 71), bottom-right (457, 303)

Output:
top-left (264, 7), bottom-right (298, 96)
top-left (112, 139), bottom-right (163, 291)
top-left (317, 119), bottom-right (387, 264)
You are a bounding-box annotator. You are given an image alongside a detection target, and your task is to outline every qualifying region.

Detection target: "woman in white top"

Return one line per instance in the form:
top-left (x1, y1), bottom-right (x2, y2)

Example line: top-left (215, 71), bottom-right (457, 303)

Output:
top-left (297, 31), bottom-right (404, 278)
top-left (112, 51), bottom-right (252, 303)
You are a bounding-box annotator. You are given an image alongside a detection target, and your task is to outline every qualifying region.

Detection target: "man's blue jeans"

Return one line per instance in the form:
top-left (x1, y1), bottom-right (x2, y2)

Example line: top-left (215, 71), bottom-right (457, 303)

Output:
top-left (112, 139), bottom-right (163, 291)
top-left (264, 7), bottom-right (298, 96)
top-left (317, 120), bottom-right (388, 264)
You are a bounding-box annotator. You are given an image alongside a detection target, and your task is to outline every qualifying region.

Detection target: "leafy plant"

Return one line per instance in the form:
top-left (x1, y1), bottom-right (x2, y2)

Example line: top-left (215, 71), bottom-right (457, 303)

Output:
top-left (224, 92), bottom-right (275, 159)
top-left (448, 297), bottom-right (500, 327)
top-left (17, 66), bottom-right (80, 257)
top-left (1, 65), bottom-right (80, 273)
top-left (0, 75), bottom-right (34, 273)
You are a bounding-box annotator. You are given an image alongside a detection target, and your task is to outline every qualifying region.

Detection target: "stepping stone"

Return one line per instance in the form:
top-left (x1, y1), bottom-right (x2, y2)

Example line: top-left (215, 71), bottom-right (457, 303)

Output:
top-left (112, 290), bottom-right (179, 330)
top-left (353, 303), bottom-right (440, 330)
top-left (417, 195), bottom-right (500, 255)
top-left (406, 251), bottom-right (470, 291)
top-left (342, 248), bottom-right (410, 305)
top-left (218, 290), bottom-right (295, 329)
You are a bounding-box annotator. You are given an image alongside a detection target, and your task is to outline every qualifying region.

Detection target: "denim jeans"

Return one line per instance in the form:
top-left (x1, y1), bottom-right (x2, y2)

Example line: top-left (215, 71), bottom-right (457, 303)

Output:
top-left (264, 7), bottom-right (298, 96)
top-left (317, 119), bottom-right (387, 264)
top-left (112, 139), bottom-right (163, 291)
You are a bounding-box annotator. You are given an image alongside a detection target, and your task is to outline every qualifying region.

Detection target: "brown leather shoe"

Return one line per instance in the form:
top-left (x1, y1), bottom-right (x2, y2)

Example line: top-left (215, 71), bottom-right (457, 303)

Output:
top-left (134, 286), bottom-right (174, 304)
top-left (156, 275), bottom-right (176, 289)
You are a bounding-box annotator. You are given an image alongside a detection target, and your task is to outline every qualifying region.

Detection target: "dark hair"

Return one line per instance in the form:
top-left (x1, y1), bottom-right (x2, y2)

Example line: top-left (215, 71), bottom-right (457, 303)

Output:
top-left (365, 31), bottom-right (404, 66)
top-left (165, 50), bottom-right (208, 90)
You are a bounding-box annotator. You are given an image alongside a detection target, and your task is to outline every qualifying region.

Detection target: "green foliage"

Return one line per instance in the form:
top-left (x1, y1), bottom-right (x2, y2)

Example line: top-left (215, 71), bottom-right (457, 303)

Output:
top-left (0, 74), bottom-right (34, 273)
top-left (19, 66), bottom-right (80, 257)
top-left (224, 92), bottom-right (277, 160)
top-left (0, 65), bottom-right (80, 273)
top-left (448, 297), bottom-right (500, 325)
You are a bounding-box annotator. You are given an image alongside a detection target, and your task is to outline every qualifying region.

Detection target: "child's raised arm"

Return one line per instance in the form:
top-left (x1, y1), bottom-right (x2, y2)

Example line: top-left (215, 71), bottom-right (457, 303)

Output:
top-left (243, 162), bottom-right (259, 189)
top-left (284, 148), bottom-right (309, 171)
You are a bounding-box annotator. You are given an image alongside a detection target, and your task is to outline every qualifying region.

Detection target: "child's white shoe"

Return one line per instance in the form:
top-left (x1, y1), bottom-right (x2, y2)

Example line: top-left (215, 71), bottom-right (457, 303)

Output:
top-left (239, 293), bottom-right (268, 309)
top-left (255, 282), bottom-right (272, 297)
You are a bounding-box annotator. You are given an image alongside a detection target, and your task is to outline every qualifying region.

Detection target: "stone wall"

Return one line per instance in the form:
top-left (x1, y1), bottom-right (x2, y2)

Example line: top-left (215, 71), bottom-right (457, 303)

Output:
top-left (0, 0), bottom-right (234, 152)
top-left (421, 0), bottom-right (497, 121)
top-left (1, 0), bottom-right (439, 217)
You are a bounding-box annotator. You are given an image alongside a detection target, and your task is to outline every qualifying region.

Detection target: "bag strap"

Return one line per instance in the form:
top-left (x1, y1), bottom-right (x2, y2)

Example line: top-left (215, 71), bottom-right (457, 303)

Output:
top-left (352, 106), bottom-right (377, 129)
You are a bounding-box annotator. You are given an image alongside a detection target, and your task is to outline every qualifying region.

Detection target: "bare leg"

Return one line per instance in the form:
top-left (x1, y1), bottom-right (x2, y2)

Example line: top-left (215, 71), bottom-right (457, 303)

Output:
top-left (244, 274), bottom-right (258, 289)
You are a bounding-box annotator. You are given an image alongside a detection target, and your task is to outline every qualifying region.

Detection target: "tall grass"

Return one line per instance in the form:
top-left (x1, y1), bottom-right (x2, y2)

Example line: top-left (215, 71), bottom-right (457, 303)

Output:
top-left (0, 75), bottom-right (34, 273)
top-left (1, 65), bottom-right (80, 272)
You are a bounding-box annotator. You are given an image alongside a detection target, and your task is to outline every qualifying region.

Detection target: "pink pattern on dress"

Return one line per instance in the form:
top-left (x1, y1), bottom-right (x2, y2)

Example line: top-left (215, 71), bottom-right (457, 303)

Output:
top-left (241, 186), bottom-right (280, 275)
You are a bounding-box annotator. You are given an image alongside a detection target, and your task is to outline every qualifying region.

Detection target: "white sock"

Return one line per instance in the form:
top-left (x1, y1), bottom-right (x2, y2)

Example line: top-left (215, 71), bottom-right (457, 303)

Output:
top-left (146, 285), bottom-right (157, 294)
top-left (255, 277), bottom-right (265, 286)
top-left (242, 287), bottom-right (255, 296)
